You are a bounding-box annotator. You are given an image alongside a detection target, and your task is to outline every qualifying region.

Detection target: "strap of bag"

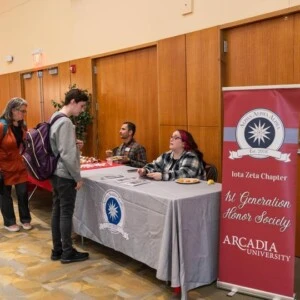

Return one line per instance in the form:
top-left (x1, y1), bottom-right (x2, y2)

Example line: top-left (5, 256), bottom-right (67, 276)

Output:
top-left (48, 113), bottom-right (68, 159)
top-left (0, 118), bottom-right (8, 142)
top-left (49, 113), bottom-right (67, 126)
top-left (0, 119), bottom-right (8, 172)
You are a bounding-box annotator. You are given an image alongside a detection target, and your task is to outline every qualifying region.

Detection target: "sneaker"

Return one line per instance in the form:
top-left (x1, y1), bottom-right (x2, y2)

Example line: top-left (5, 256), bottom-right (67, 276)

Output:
top-left (4, 224), bottom-right (20, 232)
top-left (51, 249), bottom-right (63, 261)
top-left (21, 223), bottom-right (32, 230)
top-left (61, 248), bottom-right (89, 264)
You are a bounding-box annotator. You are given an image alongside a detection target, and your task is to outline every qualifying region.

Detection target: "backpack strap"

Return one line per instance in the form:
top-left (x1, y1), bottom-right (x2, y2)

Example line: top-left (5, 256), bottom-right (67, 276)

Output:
top-left (0, 118), bottom-right (8, 142)
top-left (49, 113), bottom-right (67, 126)
top-left (48, 113), bottom-right (68, 159)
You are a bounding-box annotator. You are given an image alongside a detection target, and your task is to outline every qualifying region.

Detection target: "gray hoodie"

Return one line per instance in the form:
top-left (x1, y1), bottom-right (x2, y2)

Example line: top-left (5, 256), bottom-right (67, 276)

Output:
top-left (50, 112), bottom-right (82, 182)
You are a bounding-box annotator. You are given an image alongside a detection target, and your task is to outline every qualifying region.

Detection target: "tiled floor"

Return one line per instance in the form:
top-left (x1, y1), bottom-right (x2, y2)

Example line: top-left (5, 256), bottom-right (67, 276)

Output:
top-left (0, 187), bottom-right (298, 299)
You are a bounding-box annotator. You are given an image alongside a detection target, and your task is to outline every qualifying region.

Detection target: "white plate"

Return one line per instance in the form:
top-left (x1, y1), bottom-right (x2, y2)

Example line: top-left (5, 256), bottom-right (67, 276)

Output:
top-left (175, 178), bottom-right (200, 184)
top-left (111, 156), bottom-right (123, 161)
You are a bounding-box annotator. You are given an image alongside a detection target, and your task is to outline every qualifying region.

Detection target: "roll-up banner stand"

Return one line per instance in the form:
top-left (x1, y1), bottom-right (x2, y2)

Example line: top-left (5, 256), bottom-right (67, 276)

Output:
top-left (217, 85), bottom-right (300, 300)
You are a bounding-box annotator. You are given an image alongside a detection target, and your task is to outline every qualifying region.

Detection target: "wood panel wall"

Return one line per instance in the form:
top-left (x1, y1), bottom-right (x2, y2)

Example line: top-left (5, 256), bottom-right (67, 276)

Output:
top-left (58, 62), bottom-right (72, 100)
top-left (294, 13), bottom-right (300, 257)
top-left (0, 9), bottom-right (298, 232)
top-left (21, 72), bottom-right (41, 129)
top-left (9, 72), bottom-right (22, 99)
top-left (157, 30), bottom-right (222, 175)
top-left (21, 69), bottom-right (60, 128)
top-left (95, 47), bottom-right (158, 161)
top-left (157, 35), bottom-right (188, 154)
top-left (0, 72), bottom-right (22, 114)
top-left (18, 59), bottom-right (94, 155)
top-left (0, 27), bottom-right (230, 182)
top-left (222, 12), bottom-right (300, 257)
top-left (42, 69), bottom-right (61, 122)
top-left (186, 26), bottom-right (222, 174)
top-left (223, 16), bottom-right (295, 86)
top-left (69, 58), bottom-right (94, 156)
top-left (0, 75), bottom-right (10, 114)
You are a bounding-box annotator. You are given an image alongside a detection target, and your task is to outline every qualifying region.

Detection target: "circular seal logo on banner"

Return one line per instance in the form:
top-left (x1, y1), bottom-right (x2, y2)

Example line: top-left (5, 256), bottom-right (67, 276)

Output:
top-left (236, 109), bottom-right (284, 158)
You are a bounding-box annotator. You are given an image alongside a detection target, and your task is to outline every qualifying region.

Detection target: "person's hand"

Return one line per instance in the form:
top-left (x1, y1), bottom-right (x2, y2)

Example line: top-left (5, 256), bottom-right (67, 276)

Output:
top-left (121, 156), bottom-right (130, 164)
top-left (106, 150), bottom-right (113, 157)
top-left (147, 172), bottom-right (162, 181)
top-left (114, 156), bottom-right (129, 164)
top-left (113, 157), bottom-right (123, 164)
top-left (76, 139), bottom-right (84, 150)
top-left (75, 180), bottom-right (83, 190)
top-left (137, 168), bottom-right (146, 176)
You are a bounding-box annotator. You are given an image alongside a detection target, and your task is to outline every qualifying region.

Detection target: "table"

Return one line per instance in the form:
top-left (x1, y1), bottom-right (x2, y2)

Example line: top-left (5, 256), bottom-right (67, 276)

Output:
top-left (27, 162), bottom-right (119, 199)
top-left (28, 174), bottom-right (52, 200)
top-left (73, 166), bottom-right (221, 299)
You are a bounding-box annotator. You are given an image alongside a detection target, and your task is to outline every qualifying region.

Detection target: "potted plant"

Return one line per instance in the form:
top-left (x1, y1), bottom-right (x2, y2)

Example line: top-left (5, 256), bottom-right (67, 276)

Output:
top-left (51, 84), bottom-right (93, 142)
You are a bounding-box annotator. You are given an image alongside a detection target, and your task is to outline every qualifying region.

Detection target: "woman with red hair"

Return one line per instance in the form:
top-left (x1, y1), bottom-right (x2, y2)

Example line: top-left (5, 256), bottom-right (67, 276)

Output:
top-left (137, 129), bottom-right (206, 181)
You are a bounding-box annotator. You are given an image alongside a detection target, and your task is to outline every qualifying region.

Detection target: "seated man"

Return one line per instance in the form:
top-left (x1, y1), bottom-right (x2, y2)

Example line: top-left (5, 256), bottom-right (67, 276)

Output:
top-left (106, 121), bottom-right (147, 168)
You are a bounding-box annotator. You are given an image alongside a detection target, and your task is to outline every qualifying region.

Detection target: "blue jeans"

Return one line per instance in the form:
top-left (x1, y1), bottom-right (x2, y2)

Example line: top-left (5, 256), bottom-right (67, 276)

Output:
top-left (50, 175), bottom-right (77, 256)
top-left (0, 182), bottom-right (31, 227)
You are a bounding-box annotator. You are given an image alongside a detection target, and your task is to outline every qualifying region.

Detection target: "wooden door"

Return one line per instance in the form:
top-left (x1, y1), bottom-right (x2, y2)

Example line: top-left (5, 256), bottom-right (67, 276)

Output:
top-left (43, 68), bottom-right (61, 121)
top-left (22, 66), bottom-right (63, 128)
top-left (223, 13), bottom-right (300, 256)
top-left (8, 72), bottom-right (22, 99)
top-left (223, 16), bottom-right (294, 86)
top-left (21, 71), bottom-right (41, 129)
top-left (95, 47), bottom-right (158, 161)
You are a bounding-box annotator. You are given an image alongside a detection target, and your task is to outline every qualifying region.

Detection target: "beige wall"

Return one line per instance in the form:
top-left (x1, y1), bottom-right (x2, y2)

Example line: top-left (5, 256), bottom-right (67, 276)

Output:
top-left (0, 0), bottom-right (300, 74)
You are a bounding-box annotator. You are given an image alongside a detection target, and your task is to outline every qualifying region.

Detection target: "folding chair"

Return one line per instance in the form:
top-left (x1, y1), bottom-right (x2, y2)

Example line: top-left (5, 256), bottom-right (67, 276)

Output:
top-left (205, 163), bottom-right (218, 182)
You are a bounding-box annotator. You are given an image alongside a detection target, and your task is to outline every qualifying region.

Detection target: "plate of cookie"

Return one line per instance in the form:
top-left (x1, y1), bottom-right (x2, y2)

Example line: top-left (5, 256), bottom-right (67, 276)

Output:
top-left (111, 156), bottom-right (124, 161)
top-left (175, 178), bottom-right (200, 184)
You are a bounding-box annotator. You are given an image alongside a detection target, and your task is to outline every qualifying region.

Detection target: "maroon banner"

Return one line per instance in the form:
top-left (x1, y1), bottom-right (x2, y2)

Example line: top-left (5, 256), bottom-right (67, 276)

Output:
top-left (218, 86), bottom-right (300, 299)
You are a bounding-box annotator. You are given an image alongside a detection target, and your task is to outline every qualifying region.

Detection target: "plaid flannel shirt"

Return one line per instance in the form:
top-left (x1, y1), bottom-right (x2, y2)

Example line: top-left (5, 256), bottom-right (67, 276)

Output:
top-left (113, 138), bottom-right (147, 168)
top-left (144, 150), bottom-right (206, 181)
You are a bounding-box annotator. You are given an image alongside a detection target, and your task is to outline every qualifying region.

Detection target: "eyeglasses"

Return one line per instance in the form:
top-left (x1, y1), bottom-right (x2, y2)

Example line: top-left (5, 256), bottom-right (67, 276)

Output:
top-left (170, 136), bottom-right (182, 140)
top-left (17, 109), bottom-right (27, 114)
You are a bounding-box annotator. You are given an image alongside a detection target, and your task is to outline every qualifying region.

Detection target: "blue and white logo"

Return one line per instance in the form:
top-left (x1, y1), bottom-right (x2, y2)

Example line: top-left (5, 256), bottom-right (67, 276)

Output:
top-left (105, 196), bottom-right (122, 224)
top-left (99, 189), bottom-right (129, 239)
top-left (229, 109), bottom-right (290, 162)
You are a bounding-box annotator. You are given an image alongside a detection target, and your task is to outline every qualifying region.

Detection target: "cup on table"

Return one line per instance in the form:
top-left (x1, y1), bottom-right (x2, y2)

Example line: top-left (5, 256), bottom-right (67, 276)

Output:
top-left (106, 150), bottom-right (113, 157)
top-left (106, 157), bottom-right (113, 166)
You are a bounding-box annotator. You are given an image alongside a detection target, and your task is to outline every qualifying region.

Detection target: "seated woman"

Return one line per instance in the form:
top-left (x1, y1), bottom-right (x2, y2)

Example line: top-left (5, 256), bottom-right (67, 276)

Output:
top-left (137, 129), bottom-right (206, 181)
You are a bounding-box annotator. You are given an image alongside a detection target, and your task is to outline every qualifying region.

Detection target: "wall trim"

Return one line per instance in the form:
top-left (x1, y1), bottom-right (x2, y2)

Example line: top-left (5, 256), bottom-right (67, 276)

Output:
top-left (220, 5), bottom-right (300, 29)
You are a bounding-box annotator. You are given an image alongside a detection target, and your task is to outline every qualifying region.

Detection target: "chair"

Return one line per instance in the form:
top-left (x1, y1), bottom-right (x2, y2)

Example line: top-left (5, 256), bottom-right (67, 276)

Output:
top-left (205, 163), bottom-right (218, 182)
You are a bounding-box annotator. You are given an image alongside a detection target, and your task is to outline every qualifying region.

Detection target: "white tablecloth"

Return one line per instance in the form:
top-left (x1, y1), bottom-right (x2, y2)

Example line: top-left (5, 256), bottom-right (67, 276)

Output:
top-left (73, 165), bottom-right (221, 298)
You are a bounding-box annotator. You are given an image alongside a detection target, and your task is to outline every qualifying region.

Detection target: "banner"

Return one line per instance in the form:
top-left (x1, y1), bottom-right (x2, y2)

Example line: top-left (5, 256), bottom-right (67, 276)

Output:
top-left (217, 85), bottom-right (300, 300)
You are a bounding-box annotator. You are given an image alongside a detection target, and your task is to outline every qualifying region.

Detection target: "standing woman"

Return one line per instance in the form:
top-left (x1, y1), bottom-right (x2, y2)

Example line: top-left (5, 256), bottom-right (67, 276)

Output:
top-left (0, 97), bottom-right (32, 232)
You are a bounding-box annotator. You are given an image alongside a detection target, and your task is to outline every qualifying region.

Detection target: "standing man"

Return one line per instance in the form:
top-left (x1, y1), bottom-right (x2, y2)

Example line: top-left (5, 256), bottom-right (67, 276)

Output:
top-left (49, 88), bottom-right (89, 264)
top-left (106, 121), bottom-right (147, 168)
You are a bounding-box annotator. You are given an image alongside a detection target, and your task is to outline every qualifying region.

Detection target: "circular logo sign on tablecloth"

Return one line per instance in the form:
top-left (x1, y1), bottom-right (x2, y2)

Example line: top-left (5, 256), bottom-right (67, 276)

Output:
top-left (105, 195), bottom-right (122, 225)
top-left (99, 189), bottom-right (129, 239)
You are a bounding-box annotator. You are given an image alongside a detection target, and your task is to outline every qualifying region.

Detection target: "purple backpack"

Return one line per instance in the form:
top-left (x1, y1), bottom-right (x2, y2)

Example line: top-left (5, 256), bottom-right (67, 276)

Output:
top-left (22, 114), bottom-right (66, 181)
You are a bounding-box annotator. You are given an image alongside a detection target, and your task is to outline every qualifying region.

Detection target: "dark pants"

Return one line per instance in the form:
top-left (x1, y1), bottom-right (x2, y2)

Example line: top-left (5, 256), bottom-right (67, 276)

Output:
top-left (50, 175), bottom-right (77, 256)
top-left (0, 182), bottom-right (31, 227)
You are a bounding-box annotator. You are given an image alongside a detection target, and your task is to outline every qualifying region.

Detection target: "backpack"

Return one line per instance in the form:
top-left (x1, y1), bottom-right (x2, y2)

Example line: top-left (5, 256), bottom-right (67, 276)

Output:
top-left (22, 113), bottom-right (66, 181)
